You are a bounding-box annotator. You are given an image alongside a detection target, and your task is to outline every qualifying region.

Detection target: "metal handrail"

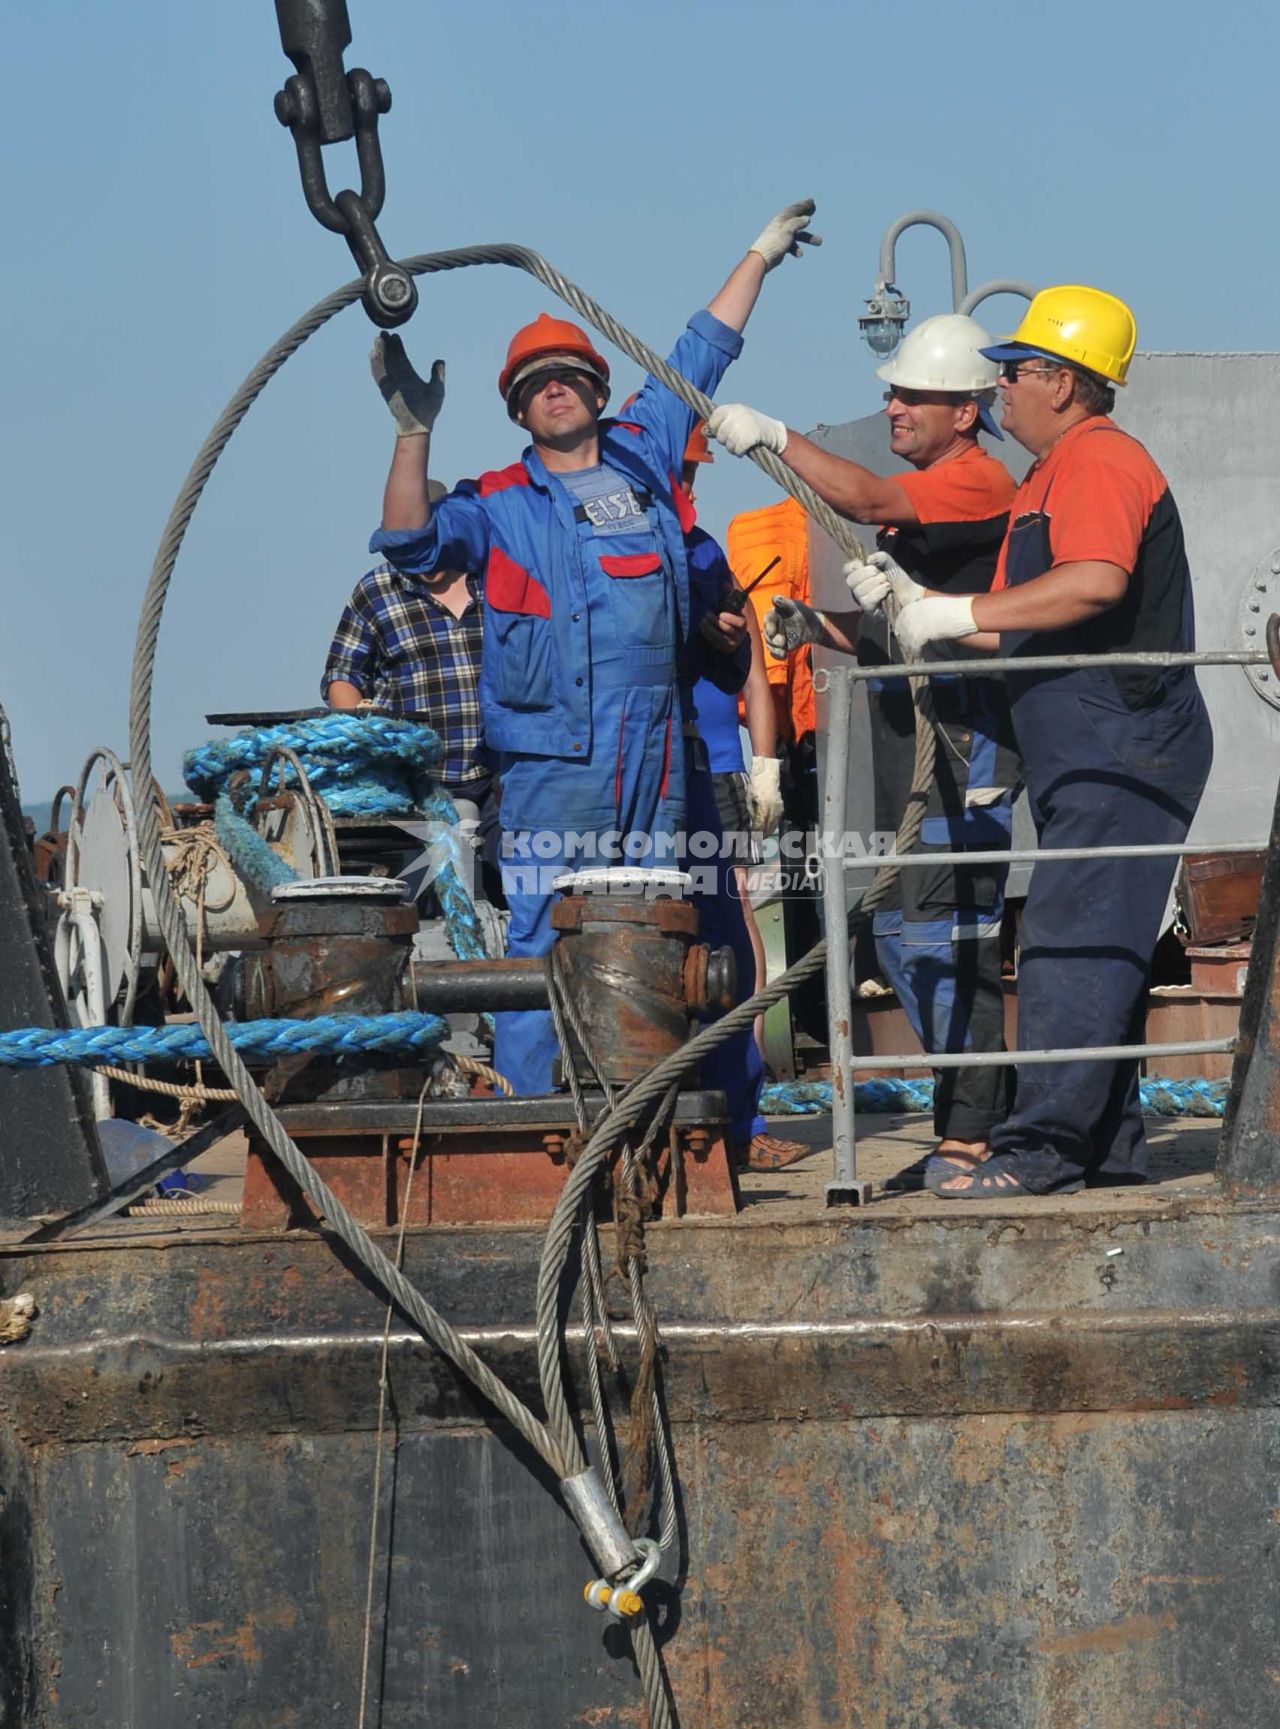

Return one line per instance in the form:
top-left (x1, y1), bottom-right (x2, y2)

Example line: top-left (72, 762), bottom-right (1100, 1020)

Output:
top-left (840, 1039), bottom-right (1234, 1072)
top-left (818, 650), bottom-right (1265, 1201)
top-left (836, 840), bottom-right (1267, 873)
top-left (813, 647), bottom-right (1269, 689)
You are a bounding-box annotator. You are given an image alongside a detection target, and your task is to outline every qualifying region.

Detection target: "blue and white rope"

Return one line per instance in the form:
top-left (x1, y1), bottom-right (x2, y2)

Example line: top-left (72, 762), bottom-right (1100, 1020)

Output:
top-left (0, 1012), bottom-right (449, 1070)
top-left (760, 1075), bottom-right (1230, 1119)
top-left (184, 713), bottom-right (445, 818)
top-left (188, 716), bottom-right (488, 961)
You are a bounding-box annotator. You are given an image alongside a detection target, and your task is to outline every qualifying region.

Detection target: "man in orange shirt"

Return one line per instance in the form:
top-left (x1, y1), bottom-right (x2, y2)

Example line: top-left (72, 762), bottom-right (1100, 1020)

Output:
top-left (707, 316), bottom-right (1018, 1189)
top-left (725, 497), bottom-right (816, 751)
top-left (723, 496), bottom-right (830, 1050)
top-left (878, 287), bottom-right (1213, 1196)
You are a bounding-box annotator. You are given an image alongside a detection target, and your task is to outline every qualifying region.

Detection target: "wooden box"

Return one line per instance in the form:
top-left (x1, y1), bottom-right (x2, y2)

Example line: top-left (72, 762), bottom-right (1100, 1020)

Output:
top-left (1175, 851), bottom-right (1266, 946)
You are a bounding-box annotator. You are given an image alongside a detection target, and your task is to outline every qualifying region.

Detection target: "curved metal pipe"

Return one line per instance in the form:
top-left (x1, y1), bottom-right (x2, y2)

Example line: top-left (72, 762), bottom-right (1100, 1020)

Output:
top-left (958, 278), bottom-right (1037, 318)
top-left (878, 210), bottom-right (968, 309)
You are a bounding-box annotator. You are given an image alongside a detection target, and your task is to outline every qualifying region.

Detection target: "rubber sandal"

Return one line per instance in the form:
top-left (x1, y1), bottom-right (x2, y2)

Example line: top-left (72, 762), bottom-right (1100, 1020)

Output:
top-left (881, 1154), bottom-right (934, 1193)
top-left (882, 1148), bottom-right (988, 1194)
top-left (935, 1154), bottom-right (1085, 1199)
top-left (922, 1151), bottom-right (991, 1193)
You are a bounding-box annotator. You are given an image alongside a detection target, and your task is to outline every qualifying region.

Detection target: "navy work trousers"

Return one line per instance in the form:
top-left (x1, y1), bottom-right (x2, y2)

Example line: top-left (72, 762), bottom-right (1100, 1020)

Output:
top-left (989, 673), bottom-right (1213, 1183)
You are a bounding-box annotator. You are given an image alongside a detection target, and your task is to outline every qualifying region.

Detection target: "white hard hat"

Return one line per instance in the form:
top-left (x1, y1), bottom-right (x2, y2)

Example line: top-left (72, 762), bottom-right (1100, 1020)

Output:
top-left (876, 314), bottom-right (999, 393)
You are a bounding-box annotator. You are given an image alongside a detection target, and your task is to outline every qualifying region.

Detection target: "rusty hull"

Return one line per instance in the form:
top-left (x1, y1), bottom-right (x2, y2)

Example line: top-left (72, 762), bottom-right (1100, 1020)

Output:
top-left (1, 1193), bottom-right (1278, 1727)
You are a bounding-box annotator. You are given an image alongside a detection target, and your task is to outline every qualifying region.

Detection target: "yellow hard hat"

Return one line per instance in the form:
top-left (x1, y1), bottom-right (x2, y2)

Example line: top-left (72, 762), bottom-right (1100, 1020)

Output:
top-left (980, 285), bottom-right (1137, 386)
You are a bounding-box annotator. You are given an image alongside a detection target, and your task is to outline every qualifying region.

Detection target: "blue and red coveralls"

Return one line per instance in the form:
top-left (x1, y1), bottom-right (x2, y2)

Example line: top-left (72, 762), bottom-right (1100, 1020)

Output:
top-left (860, 445), bottom-right (1019, 1144)
top-left (372, 310), bottom-right (746, 1094)
top-left (986, 416), bottom-right (1213, 1188)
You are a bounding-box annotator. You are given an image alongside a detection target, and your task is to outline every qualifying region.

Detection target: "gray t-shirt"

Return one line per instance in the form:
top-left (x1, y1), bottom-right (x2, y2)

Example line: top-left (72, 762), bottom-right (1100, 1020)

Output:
top-left (559, 464), bottom-right (650, 536)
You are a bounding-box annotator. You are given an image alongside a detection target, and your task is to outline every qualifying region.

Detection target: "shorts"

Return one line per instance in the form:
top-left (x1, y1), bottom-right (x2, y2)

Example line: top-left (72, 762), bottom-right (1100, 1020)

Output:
top-left (711, 770), bottom-right (761, 866)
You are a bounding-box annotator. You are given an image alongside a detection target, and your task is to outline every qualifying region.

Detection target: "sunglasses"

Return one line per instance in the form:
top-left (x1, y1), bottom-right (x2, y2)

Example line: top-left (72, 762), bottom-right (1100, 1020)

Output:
top-left (534, 365), bottom-right (595, 387)
top-left (999, 361), bottom-right (1064, 383)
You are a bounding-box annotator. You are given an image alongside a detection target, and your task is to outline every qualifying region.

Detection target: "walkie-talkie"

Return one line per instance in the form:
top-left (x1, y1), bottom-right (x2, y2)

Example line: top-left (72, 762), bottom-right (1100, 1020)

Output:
top-left (719, 554), bottom-right (781, 615)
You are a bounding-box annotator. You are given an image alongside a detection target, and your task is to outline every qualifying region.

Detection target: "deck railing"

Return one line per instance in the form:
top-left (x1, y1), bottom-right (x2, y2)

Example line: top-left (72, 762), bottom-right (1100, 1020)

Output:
top-left (812, 646), bottom-right (1272, 1204)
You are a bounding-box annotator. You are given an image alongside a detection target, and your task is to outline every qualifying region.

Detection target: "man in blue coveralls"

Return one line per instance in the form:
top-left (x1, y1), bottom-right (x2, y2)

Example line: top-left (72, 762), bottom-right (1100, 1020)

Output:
top-left (368, 201), bottom-right (820, 1093)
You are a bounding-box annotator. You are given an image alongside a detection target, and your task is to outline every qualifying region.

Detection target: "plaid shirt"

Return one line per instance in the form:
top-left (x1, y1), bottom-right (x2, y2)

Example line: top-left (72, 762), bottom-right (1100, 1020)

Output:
top-left (322, 564), bottom-right (486, 787)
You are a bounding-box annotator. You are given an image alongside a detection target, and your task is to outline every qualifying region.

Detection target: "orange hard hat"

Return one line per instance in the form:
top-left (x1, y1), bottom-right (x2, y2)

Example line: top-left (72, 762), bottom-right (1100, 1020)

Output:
top-left (498, 313), bottom-right (611, 418)
top-left (684, 422), bottom-right (714, 465)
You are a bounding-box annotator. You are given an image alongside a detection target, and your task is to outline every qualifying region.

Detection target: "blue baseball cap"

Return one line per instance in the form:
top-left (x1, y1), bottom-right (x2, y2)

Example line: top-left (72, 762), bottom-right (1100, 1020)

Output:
top-left (979, 340), bottom-right (1069, 368)
top-left (974, 397), bottom-right (1004, 441)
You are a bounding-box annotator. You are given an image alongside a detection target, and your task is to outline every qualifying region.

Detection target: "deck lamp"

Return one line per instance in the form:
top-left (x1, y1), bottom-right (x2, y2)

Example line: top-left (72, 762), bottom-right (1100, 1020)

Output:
top-left (860, 209), bottom-right (1033, 358)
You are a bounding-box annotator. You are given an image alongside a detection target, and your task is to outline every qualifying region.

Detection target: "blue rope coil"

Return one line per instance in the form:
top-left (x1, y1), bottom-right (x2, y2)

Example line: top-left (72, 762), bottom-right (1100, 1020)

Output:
top-left (759, 1078), bottom-right (935, 1115)
top-left (0, 1012), bottom-right (449, 1070)
top-left (184, 713), bottom-right (445, 818)
top-left (187, 716), bottom-right (489, 963)
top-left (214, 792), bottom-right (298, 895)
top-left (761, 1075), bottom-right (1230, 1119)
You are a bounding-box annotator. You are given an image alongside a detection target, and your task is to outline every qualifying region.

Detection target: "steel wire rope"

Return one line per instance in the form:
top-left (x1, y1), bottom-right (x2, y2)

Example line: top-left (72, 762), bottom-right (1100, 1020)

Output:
top-left (552, 954), bottom-right (680, 1518)
top-left (128, 261), bottom-right (582, 1481)
top-left (545, 947), bottom-right (681, 1550)
top-left (544, 954), bottom-right (624, 1505)
top-left (543, 953), bottom-right (683, 1729)
top-left (126, 243), bottom-right (938, 1729)
top-left (358, 1075), bottom-right (432, 1729)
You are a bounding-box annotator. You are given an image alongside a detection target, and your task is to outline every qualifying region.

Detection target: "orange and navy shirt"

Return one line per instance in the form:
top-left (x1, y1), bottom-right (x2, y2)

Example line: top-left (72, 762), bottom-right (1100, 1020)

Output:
top-left (992, 415), bottom-right (1195, 706)
top-left (883, 443), bottom-right (1016, 595)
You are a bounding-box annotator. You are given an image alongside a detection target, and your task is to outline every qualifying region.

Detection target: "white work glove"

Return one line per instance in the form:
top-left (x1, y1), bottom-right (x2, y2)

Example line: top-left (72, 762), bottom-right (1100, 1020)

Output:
top-left (749, 199), bottom-right (822, 270)
top-left (371, 333), bottom-right (445, 438)
top-left (843, 549), bottom-right (926, 615)
top-left (748, 756), bottom-right (784, 838)
top-left (706, 402), bottom-right (788, 458)
top-left (893, 595), bottom-right (978, 660)
top-left (763, 596), bottom-right (826, 660)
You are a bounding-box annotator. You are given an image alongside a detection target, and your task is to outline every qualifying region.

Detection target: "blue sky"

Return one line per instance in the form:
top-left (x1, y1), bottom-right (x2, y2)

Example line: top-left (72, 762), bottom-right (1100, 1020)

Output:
top-left (3, 0), bottom-right (1276, 800)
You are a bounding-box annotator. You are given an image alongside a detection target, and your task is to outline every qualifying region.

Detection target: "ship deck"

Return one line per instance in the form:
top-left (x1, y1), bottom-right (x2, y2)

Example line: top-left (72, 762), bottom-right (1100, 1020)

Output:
top-left (13, 1108), bottom-right (1221, 1247)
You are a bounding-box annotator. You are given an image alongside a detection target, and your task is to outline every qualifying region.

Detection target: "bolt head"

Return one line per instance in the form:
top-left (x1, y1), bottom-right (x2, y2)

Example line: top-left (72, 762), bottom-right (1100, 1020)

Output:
top-left (379, 274), bottom-right (412, 308)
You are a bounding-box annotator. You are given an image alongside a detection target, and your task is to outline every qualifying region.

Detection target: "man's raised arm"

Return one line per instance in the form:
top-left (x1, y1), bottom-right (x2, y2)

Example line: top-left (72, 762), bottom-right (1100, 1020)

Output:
top-left (706, 199), bottom-right (821, 334)
top-left (371, 334), bottom-right (446, 530)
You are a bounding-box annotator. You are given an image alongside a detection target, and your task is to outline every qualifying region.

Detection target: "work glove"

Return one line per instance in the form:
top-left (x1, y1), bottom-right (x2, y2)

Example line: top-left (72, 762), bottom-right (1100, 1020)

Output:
top-left (707, 402), bottom-right (788, 458)
top-left (893, 595), bottom-right (978, 661)
top-left (763, 595), bottom-right (826, 660)
top-left (748, 756), bottom-right (784, 838)
top-left (843, 549), bottom-right (925, 615)
top-left (371, 333), bottom-right (445, 438)
top-left (699, 608), bottom-right (749, 655)
top-left (749, 199), bottom-right (822, 270)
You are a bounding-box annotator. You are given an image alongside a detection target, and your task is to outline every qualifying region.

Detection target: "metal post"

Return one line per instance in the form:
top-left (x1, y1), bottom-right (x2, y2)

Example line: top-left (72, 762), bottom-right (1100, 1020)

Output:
top-left (1218, 764), bottom-right (1280, 1196)
top-left (821, 668), bottom-right (871, 1206)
